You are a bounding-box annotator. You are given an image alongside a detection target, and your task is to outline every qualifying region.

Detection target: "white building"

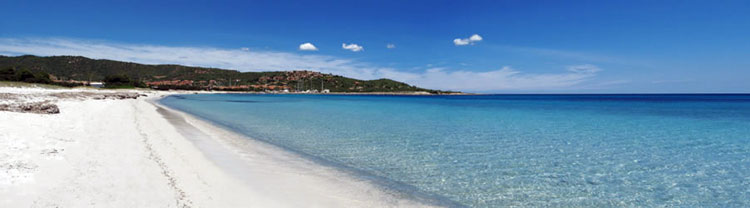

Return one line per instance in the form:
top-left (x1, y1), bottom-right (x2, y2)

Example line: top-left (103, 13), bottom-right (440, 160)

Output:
top-left (89, 82), bottom-right (104, 88)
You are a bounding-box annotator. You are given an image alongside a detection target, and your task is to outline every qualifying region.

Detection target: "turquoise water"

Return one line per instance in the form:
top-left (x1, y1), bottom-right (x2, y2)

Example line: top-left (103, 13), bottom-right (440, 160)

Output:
top-left (160, 94), bottom-right (750, 207)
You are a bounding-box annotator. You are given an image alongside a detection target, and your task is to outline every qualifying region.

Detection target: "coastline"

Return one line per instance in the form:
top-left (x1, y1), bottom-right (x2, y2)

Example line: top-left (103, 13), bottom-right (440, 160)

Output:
top-left (154, 95), bottom-right (463, 207)
top-left (0, 86), bottom-right (444, 207)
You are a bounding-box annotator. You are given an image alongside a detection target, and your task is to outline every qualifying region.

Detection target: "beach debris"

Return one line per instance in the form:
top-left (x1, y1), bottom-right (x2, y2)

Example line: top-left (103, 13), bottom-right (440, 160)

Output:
top-left (90, 93), bottom-right (145, 100)
top-left (0, 160), bottom-right (39, 185)
top-left (49, 92), bottom-right (147, 100)
top-left (0, 91), bottom-right (146, 114)
top-left (0, 101), bottom-right (60, 114)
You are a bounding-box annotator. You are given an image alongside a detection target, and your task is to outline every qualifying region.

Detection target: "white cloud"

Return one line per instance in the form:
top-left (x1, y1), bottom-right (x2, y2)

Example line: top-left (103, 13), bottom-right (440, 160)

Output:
top-left (566, 64), bottom-right (601, 73)
top-left (299, 42), bottom-right (318, 51)
top-left (500, 45), bottom-right (629, 64)
top-left (380, 66), bottom-right (600, 91)
top-left (342, 43), bottom-right (363, 52)
top-left (0, 38), bottom-right (600, 92)
top-left (454, 34), bottom-right (483, 46)
top-left (453, 38), bottom-right (470, 46)
top-left (469, 34), bottom-right (483, 42)
top-left (241, 47), bottom-right (250, 51)
top-left (386, 43), bottom-right (396, 49)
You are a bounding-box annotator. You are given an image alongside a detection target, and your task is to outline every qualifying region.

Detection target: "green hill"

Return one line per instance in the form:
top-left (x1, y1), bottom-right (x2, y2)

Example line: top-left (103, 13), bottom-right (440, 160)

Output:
top-left (0, 55), bottom-right (452, 93)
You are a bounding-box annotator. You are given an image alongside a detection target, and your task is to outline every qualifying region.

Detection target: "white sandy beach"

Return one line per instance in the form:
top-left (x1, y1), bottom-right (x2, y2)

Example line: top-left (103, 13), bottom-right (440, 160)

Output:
top-left (0, 86), bottom-right (436, 207)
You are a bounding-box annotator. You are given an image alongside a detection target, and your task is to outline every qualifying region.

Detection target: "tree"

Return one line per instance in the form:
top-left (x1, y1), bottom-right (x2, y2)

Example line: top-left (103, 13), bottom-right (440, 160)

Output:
top-left (103, 74), bottom-right (132, 88)
top-left (15, 69), bottom-right (37, 83)
top-left (103, 74), bottom-right (145, 88)
top-left (34, 71), bottom-right (52, 84)
top-left (0, 67), bottom-right (15, 81)
top-left (0, 67), bottom-right (51, 84)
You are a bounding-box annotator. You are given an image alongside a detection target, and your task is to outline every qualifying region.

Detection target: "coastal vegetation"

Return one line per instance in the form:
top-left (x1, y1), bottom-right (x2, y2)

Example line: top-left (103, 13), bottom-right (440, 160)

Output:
top-left (102, 74), bottom-right (145, 89)
top-left (0, 55), bottom-right (455, 93)
top-left (0, 81), bottom-right (67, 89)
top-left (0, 67), bottom-right (52, 84)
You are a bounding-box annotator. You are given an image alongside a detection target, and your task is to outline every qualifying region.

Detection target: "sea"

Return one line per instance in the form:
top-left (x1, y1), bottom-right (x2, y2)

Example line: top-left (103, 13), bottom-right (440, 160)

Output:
top-left (160, 94), bottom-right (750, 207)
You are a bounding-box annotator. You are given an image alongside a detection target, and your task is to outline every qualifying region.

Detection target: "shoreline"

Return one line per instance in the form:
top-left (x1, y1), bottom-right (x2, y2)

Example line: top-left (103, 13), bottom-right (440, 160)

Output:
top-left (163, 90), bottom-right (474, 96)
top-left (0, 86), bottom-right (447, 207)
top-left (154, 95), bottom-right (464, 207)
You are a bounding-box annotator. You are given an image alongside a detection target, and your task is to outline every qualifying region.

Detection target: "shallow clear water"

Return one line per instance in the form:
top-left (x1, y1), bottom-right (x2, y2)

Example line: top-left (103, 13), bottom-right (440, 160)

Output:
top-left (161, 94), bottom-right (750, 207)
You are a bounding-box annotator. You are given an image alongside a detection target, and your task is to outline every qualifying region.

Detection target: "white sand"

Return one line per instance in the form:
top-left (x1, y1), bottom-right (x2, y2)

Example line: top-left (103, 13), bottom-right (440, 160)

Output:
top-left (0, 87), bottom-right (439, 207)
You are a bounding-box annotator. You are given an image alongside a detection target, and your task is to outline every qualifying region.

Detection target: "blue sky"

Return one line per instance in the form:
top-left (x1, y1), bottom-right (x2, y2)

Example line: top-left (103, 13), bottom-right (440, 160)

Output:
top-left (1, 0), bottom-right (749, 92)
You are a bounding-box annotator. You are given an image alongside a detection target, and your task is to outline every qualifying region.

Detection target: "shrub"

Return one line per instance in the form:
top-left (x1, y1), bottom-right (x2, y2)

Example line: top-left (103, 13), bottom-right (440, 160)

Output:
top-left (0, 67), bottom-right (51, 84)
top-left (33, 71), bottom-right (52, 84)
top-left (0, 67), bottom-right (15, 81)
top-left (15, 69), bottom-right (37, 82)
top-left (103, 74), bottom-right (145, 88)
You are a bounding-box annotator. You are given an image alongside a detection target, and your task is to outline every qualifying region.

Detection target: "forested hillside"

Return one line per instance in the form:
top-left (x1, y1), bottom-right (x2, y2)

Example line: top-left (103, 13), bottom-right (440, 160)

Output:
top-left (0, 55), bottom-right (450, 93)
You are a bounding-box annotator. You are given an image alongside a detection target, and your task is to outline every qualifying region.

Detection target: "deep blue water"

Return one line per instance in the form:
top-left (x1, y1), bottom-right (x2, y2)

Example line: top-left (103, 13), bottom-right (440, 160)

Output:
top-left (160, 94), bottom-right (750, 207)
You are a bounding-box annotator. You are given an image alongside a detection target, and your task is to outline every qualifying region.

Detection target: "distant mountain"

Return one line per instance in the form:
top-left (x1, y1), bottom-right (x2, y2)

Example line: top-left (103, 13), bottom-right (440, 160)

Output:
top-left (0, 55), bottom-right (453, 93)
